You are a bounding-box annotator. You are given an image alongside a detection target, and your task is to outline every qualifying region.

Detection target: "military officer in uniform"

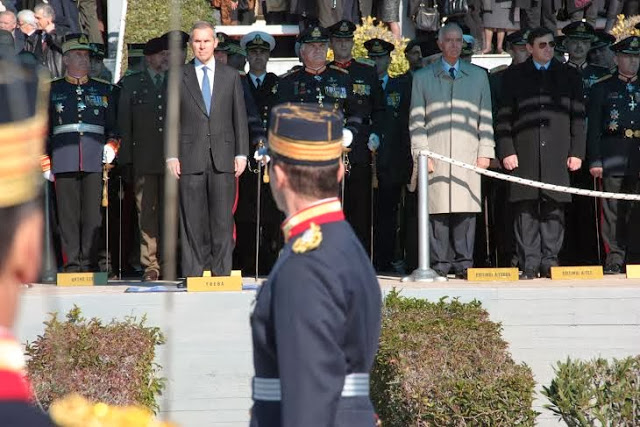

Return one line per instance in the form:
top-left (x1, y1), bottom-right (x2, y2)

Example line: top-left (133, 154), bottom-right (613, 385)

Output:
top-left (46, 33), bottom-right (119, 273)
top-left (125, 43), bottom-right (146, 77)
top-left (328, 20), bottom-right (384, 254)
top-left (277, 26), bottom-right (365, 169)
top-left (365, 38), bottom-right (411, 272)
top-left (587, 36), bottom-right (640, 274)
top-left (235, 31), bottom-right (283, 275)
top-left (561, 21), bottom-right (608, 266)
top-left (250, 103), bottom-right (381, 427)
top-left (118, 36), bottom-right (168, 282)
top-left (0, 53), bottom-right (54, 427)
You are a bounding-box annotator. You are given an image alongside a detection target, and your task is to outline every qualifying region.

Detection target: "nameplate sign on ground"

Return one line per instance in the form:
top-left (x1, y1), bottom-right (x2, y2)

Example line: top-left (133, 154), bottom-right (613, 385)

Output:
top-left (626, 265), bottom-right (640, 278)
top-left (550, 266), bottom-right (603, 280)
top-left (467, 268), bottom-right (519, 281)
top-left (187, 276), bottom-right (243, 292)
top-left (57, 272), bottom-right (108, 286)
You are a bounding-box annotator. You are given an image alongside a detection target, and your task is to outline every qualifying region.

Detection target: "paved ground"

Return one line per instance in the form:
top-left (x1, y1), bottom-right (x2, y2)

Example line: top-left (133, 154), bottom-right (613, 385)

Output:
top-left (15, 274), bottom-right (640, 426)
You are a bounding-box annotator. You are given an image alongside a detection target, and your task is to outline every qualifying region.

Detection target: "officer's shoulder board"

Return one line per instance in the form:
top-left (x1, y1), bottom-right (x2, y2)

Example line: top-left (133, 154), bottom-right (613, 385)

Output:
top-left (329, 64), bottom-right (349, 74)
top-left (355, 57), bottom-right (375, 67)
top-left (594, 73), bottom-right (613, 85)
top-left (280, 67), bottom-right (301, 78)
top-left (91, 77), bottom-right (113, 85)
top-left (490, 64), bottom-right (508, 74)
top-left (292, 223), bottom-right (323, 254)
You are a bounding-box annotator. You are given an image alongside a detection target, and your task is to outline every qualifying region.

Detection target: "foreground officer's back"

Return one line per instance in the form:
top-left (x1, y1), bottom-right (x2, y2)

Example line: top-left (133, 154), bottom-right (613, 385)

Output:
top-left (250, 103), bottom-right (382, 427)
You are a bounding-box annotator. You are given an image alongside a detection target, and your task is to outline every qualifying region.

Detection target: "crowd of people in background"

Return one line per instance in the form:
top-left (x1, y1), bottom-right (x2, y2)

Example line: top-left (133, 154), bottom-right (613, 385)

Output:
top-left (1, 0), bottom-right (639, 282)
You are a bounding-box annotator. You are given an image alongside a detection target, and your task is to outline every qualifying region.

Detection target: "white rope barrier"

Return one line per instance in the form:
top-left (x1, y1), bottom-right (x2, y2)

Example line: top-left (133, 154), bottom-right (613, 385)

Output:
top-left (420, 150), bottom-right (640, 201)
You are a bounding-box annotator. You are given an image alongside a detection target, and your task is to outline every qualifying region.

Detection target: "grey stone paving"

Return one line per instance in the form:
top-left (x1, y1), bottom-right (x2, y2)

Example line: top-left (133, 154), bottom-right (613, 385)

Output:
top-left (15, 276), bottom-right (640, 426)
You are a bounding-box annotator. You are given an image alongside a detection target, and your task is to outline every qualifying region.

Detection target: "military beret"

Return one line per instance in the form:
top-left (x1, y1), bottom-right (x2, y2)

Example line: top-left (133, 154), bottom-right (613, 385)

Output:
top-left (562, 21), bottom-right (596, 40)
top-left (226, 39), bottom-right (246, 57)
top-left (461, 34), bottom-right (475, 56)
top-left (143, 37), bottom-right (167, 55)
top-left (89, 43), bottom-right (106, 58)
top-left (160, 30), bottom-right (190, 49)
top-left (505, 29), bottom-right (529, 46)
top-left (268, 103), bottom-right (344, 165)
top-left (364, 38), bottom-right (394, 57)
top-left (127, 43), bottom-right (146, 58)
top-left (591, 30), bottom-right (616, 50)
top-left (611, 35), bottom-right (640, 55)
top-left (241, 31), bottom-right (275, 51)
top-left (215, 32), bottom-right (231, 52)
top-left (328, 20), bottom-right (356, 38)
top-left (0, 58), bottom-right (46, 207)
top-left (298, 26), bottom-right (330, 44)
top-left (62, 33), bottom-right (91, 54)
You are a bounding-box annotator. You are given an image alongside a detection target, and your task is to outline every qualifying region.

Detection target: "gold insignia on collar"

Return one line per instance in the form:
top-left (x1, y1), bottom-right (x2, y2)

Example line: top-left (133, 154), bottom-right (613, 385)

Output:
top-left (292, 223), bottom-right (323, 253)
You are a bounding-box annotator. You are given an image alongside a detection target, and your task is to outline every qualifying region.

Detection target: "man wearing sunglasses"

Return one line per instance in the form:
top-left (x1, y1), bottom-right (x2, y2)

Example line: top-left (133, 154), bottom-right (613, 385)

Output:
top-left (496, 27), bottom-right (586, 279)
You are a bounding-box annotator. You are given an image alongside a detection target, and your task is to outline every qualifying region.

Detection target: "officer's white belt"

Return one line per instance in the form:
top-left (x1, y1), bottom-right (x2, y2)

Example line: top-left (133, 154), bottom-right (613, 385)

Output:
top-left (52, 124), bottom-right (105, 135)
top-left (252, 373), bottom-right (369, 401)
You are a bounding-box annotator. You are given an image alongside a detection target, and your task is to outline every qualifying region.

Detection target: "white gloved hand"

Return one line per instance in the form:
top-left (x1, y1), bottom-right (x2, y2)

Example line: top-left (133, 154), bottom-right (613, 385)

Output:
top-left (43, 170), bottom-right (54, 182)
top-left (102, 144), bottom-right (116, 164)
top-left (342, 129), bottom-right (353, 148)
top-left (254, 149), bottom-right (271, 164)
top-left (368, 133), bottom-right (380, 152)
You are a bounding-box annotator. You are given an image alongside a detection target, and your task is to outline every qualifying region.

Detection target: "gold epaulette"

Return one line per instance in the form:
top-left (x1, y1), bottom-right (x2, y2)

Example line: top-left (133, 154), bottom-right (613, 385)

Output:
top-left (595, 74), bottom-right (613, 84)
top-left (490, 64), bottom-right (508, 74)
top-left (329, 64), bottom-right (349, 74)
top-left (355, 57), bottom-right (375, 67)
top-left (292, 223), bottom-right (323, 254)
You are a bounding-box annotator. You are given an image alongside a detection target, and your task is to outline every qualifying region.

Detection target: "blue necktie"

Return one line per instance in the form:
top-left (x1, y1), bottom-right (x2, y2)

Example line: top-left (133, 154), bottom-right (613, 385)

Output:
top-left (202, 66), bottom-right (212, 115)
top-left (449, 67), bottom-right (456, 80)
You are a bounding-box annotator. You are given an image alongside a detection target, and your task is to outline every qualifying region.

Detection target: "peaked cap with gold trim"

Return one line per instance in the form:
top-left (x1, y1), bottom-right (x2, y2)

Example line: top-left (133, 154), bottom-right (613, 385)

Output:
top-left (364, 38), bottom-right (394, 57)
top-left (298, 26), bottom-right (330, 44)
top-left (562, 21), bottom-right (596, 40)
top-left (62, 33), bottom-right (92, 54)
top-left (0, 59), bottom-right (48, 208)
top-left (328, 20), bottom-right (356, 38)
top-left (612, 36), bottom-right (640, 55)
top-left (268, 103), bottom-right (344, 166)
top-left (241, 31), bottom-right (276, 51)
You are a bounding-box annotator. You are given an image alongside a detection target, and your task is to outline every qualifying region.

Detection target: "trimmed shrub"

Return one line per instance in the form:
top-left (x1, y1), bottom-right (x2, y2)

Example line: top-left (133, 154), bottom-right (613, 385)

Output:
top-left (542, 356), bottom-right (640, 426)
top-left (25, 306), bottom-right (166, 412)
top-left (371, 290), bottom-right (538, 426)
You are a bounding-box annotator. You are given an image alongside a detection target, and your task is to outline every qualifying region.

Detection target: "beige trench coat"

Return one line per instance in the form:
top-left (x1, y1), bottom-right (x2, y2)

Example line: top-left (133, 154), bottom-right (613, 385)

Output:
top-left (409, 60), bottom-right (495, 214)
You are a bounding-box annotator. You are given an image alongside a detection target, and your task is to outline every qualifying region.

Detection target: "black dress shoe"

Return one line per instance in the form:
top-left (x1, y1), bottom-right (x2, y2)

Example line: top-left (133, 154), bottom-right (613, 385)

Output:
top-left (434, 269), bottom-right (448, 277)
top-left (521, 269), bottom-right (538, 280)
top-left (540, 268), bottom-right (552, 279)
top-left (176, 280), bottom-right (186, 289)
top-left (604, 264), bottom-right (623, 275)
top-left (454, 269), bottom-right (468, 280)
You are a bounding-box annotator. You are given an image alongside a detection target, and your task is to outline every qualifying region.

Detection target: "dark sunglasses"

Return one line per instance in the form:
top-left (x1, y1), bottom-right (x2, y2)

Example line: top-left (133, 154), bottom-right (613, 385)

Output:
top-left (537, 41), bottom-right (556, 49)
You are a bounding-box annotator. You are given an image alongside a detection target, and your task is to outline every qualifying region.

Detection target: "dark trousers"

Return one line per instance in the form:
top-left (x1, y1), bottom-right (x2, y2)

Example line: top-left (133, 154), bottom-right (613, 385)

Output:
top-left (55, 172), bottom-right (102, 271)
top-left (179, 156), bottom-right (235, 277)
top-left (135, 175), bottom-right (163, 274)
top-left (374, 180), bottom-right (402, 270)
top-left (513, 199), bottom-right (564, 272)
top-left (430, 213), bottom-right (476, 274)
top-left (520, 0), bottom-right (557, 32)
top-left (601, 176), bottom-right (640, 267)
top-left (344, 163), bottom-right (372, 255)
top-left (561, 170), bottom-right (600, 265)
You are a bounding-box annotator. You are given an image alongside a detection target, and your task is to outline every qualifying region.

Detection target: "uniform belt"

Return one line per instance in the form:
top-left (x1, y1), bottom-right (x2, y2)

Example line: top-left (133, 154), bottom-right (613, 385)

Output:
top-left (52, 123), bottom-right (105, 135)
top-left (252, 373), bottom-right (369, 401)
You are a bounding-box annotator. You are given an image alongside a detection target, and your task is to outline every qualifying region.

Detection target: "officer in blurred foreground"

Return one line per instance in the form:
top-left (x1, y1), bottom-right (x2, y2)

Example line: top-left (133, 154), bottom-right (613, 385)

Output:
top-left (250, 103), bottom-right (382, 427)
top-left (0, 56), bottom-right (53, 426)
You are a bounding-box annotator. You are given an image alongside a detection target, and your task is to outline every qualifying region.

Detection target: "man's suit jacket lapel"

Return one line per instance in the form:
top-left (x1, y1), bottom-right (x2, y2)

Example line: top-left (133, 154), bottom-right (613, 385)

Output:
top-left (184, 61), bottom-right (208, 115)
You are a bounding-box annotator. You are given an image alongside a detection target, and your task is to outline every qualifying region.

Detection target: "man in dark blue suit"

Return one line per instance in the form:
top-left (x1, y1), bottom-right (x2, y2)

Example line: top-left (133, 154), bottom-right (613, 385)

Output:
top-left (250, 103), bottom-right (382, 427)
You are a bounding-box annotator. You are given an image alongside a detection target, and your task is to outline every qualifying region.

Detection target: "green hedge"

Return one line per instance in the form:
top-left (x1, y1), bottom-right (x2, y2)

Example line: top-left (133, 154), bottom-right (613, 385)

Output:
top-left (25, 306), bottom-right (166, 412)
top-left (543, 356), bottom-right (640, 426)
top-left (371, 291), bottom-right (538, 426)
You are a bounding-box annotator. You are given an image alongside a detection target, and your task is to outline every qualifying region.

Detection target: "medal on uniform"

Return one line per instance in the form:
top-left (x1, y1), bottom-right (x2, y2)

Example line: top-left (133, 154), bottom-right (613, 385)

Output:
top-left (76, 86), bottom-right (83, 95)
top-left (78, 102), bottom-right (87, 111)
top-left (313, 75), bottom-right (322, 82)
top-left (315, 87), bottom-right (324, 107)
top-left (387, 92), bottom-right (400, 108)
top-left (299, 82), bottom-right (306, 95)
top-left (627, 83), bottom-right (635, 93)
top-left (609, 120), bottom-right (618, 132)
top-left (611, 109), bottom-right (619, 120)
top-left (94, 109), bottom-right (99, 116)
top-left (629, 95), bottom-right (637, 111)
top-left (55, 103), bottom-right (64, 113)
